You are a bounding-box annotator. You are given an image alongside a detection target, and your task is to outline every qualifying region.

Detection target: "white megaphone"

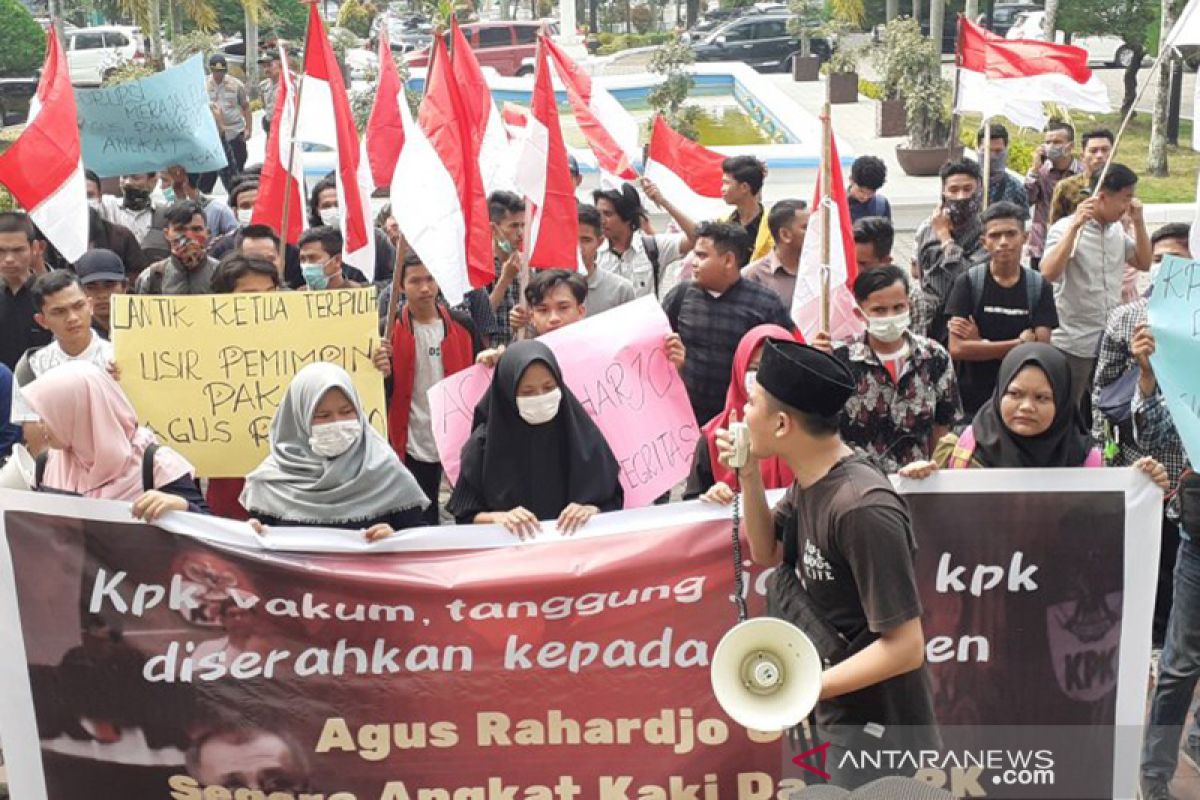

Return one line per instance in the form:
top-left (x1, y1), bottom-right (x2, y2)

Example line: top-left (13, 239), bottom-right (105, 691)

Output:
top-left (710, 617), bottom-right (822, 731)
top-left (0, 445), bottom-right (36, 492)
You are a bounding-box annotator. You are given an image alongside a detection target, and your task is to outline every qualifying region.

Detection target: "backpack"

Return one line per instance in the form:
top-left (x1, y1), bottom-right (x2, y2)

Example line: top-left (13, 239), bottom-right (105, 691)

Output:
top-left (967, 262), bottom-right (1045, 317)
top-left (35, 443), bottom-right (160, 494)
top-left (642, 234), bottom-right (662, 296)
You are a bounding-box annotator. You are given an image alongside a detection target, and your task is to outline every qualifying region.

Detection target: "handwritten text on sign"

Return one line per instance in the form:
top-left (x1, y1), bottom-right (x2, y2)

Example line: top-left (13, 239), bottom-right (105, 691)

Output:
top-left (111, 289), bottom-right (386, 477)
top-left (76, 55), bottom-right (227, 177)
top-left (429, 296), bottom-right (700, 508)
top-left (1148, 255), bottom-right (1200, 465)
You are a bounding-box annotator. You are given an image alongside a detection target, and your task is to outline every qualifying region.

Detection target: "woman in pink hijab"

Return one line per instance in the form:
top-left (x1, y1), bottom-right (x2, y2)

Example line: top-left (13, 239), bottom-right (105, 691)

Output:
top-left (21, 362), bottom-right (205, 520)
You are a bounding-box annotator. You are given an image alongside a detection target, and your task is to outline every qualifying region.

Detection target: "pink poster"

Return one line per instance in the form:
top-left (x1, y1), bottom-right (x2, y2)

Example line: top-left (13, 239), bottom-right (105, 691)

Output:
top-left (428, 296), bottom-right (700, 508)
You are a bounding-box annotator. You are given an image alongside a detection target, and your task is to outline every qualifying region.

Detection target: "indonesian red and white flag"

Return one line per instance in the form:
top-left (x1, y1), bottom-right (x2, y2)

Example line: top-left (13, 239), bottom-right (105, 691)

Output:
top-left (514, 39), bottom-right (578, 270)
top-left (955, 17), bottom-right (1110, 129)
top-left (501, 102), bottom-right (529, 142)
top-left (542, 36), bottom-right (639, 186)
top-left (0, 30), bottom-right (87, 262)
top-left (364, 32), bottom-right (406, 191)
top-left (294, 5), bottom-right (375, 278)
top-left (403, 34), bottom-right (493, 299)
top-left (642, 116), bottom-right (727, 222)
top-left (450, 19), bottom-right (515, 194)
top-left (250, 46), bottom-right (304, 244)
top-left (791, 133), bottom-right (862, 344)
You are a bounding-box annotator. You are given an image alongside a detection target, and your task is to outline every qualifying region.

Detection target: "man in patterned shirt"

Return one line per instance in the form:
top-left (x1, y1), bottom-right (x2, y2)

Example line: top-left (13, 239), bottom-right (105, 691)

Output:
top-left (1092, 224), bottom-right (1190, 653)
top-left (1049, 128), bottom-right (1114, 225)
top-left (1024, 121), bottom-right (1083, 270)
top-left (815, 266), bottom-right (961, 473)
top-left (1134, 323), bottom-right (1200, 800)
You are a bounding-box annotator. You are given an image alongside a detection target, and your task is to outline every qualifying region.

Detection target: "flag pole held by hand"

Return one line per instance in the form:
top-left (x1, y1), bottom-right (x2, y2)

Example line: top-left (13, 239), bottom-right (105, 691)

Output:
top-left (385, 235), bottom-right (408, 344)
top-left (819, 102), bottom-right (832, 335)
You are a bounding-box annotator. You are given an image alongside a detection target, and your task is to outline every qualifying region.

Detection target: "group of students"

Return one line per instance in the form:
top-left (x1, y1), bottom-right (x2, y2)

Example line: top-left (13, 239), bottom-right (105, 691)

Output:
top-left (3, 118), bottom-right (1200, 790)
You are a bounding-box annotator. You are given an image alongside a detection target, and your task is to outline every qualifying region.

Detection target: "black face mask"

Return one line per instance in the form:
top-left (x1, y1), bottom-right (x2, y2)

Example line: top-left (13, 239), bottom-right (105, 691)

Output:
top-left (942, 195), bottom-right (980, 226)
top-left (121, 185), bottom-right (152, 211)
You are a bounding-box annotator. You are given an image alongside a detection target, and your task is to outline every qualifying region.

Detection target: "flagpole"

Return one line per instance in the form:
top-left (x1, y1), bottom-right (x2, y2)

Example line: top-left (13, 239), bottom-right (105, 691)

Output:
top-left (947, 15), bottom-right (964, 151)
top-left (980, 115), bottom-right (992, 208)
top-left (385, 235), bottom-right (408, 344)
top-left (1069, 37), bottom-right (1178, 258)
top-left (819, 101), bottom-right (832, 336)
top-left (278, 39), bottom-right (307, 273)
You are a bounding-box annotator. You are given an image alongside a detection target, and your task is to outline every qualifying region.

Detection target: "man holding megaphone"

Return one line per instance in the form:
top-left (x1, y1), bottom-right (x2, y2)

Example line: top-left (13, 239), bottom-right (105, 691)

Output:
top-left (719, 338), bottom-right (940, 788)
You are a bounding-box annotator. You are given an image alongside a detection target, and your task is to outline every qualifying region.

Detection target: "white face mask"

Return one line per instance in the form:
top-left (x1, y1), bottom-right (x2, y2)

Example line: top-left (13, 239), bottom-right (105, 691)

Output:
top-left (865, 310), bottom-right (910, 343)
top-left (516, 388), bottom-right (562, 426)
top-left (319, 207), bottom-right (341, 229)
top-left (743, 369), bottom-right (757, 396)
top-left (309, 419), bottom-right (361, 457)
top-left (237, 208), bottom-right (253, 225)
top-left (88, 197), bottom-right (102, 212)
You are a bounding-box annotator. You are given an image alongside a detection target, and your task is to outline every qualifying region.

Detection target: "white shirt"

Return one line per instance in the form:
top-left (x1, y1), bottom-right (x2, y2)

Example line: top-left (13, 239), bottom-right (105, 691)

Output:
top-left (596, 231), bottom-right (685, 299)
top-left (1044, 215), bottom-right (1136, 358)
top-left (407, 320), bottom-right (445, 463)
top-left (97, 195), bottom-right (156, 243)
top-left (12, 332), bottom-right (115, 422)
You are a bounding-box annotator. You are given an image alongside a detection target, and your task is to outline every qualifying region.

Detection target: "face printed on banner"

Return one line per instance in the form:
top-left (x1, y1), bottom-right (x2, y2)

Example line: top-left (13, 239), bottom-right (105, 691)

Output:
top-left (191, 728), bottom-right (310, 793)
top-left (530, 284), bottom-right (585, 336)
top-left (171, 552), bottom-right (256, 627)
top-left (1000, 365), bottom-right (1057, 437)
top-left (168, 214), bottom-right (210, 270)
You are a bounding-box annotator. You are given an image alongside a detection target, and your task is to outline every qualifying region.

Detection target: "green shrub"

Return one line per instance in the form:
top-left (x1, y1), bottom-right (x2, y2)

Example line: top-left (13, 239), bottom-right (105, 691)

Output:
top-left (0, 0), bottom-right (46, 77)
top-left (858, 77), bottom-right (883, 100)
top-left (172, 30), bottom-right (221, 65)
top-left (630, 4), bottom-right (655, 34)
top-left (337, 0), bottom-right (375, 38)
top-left (102, 62), bottom-right (156, 86)
top-left (596, 31), bottom-right (671, 54)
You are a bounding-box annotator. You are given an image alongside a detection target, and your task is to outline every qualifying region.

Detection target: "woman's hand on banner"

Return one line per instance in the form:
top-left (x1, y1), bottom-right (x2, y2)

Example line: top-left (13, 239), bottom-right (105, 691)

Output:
top-left (248, 518), bottom-right (268, 536)
top-left (700, 481), bottom-right (735, 506)
top-left (363, 523), bottom-right (395, 542)
top-left (557, 503), bottom-right (598, 535)
top-left (898, 460), bottom-right (938, 480)
top-left (131, 491), bottom-right (187, 522)
top-left (494, 506), bottom-right (540, 540)
top-left (1133, 456), bottom-right (1170, 491)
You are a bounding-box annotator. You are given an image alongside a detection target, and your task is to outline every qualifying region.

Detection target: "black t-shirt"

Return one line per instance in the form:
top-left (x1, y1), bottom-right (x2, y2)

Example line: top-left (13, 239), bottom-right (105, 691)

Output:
top-left (945, 267), bottom-right (1058, 415)
top-left (0, 277), bottom-right (52, 371)
top-left (772, 455), bottom-right (939, 750)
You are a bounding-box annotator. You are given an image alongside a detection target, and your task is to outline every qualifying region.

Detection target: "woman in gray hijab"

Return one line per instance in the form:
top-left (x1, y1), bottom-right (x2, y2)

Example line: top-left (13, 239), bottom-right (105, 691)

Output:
top-left (240, 363), bottom-right (429, 540)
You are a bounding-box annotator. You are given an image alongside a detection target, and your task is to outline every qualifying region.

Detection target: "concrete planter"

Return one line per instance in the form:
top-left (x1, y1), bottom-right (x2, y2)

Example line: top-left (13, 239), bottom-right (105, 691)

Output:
top-left (876, 97), bottom-right (907, 138)
top-left (827, 71), bottom-right (859, 104)
top-left (895, 144), bottom-right (964, 177)
top-left (792, 54), bottom-right (820, 82)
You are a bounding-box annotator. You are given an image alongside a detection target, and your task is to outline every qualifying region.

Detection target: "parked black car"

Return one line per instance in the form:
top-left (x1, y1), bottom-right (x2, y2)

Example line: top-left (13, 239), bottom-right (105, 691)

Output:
top-left (690, 13), bottom-right (833, 72)
top-left (987, 2), bottom-right (1041, 37)
top-left (0, 77), bottom-right (38, 127)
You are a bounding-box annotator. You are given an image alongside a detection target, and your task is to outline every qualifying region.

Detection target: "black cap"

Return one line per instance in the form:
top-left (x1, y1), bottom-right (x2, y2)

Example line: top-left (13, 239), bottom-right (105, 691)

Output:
top-left (567, 154), bottom-right (580, 177)
top-left (757, 338), bottom-right (855, 417)
top-left (259, 50), bottom-right (281, 64)
top-left (75, 249), bottom-right (127, 284)
top-left (209, 53), bottom-right (228, 70)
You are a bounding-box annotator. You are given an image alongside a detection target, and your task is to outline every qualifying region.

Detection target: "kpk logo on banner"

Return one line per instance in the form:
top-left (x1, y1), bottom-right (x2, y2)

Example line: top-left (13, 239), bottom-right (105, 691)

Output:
top-left (0, 469), bottom-right (1159, 799)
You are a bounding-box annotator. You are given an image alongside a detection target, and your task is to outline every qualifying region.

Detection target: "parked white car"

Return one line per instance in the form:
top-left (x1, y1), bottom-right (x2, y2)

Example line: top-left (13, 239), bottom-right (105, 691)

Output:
top-left (1006, 11), bottom-right (1144, 68)
top-left (66, 25), bottom-right (145, 85)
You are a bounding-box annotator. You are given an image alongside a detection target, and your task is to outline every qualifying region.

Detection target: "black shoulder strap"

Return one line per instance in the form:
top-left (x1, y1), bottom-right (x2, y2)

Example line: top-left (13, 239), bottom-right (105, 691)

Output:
top-left (35, 451), bottom-right (47, 490)
top-left (665, 283), bottom-right (687, 330)
top-left (968, 262), bottom-right (988, 311)
top-left (642, 235), bottom-right (661, 295)
top-left (1023, 267), bottom-right (1044, 313)
top-left (142, 443), bottom-right (159, 492)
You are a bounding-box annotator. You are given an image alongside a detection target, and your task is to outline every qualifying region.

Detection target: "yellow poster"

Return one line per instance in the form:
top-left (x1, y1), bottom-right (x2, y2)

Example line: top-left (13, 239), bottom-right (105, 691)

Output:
top-left (111, 289), bottom-right (386, 477)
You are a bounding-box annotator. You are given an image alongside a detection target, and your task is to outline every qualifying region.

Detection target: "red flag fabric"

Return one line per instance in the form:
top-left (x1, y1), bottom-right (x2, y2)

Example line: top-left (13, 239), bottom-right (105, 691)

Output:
top-left (297, 5), bottom-right (375, 277)
top-left (542, 37), bottom-right (639, 183)
top-left (0, 30), bottom-right (87, 262)
top-left (420, 35), bottom-right (494, 290)
top-left (250, 48), bottom-right (304, 244)
top-left (364, 31), bottom-right (406, 191)
top-left (642, 115), bottom-right (726, 222)
top-left (514, 39), bottom-right (578, 270)
top-left (450, 18), bottom-right (514, 194)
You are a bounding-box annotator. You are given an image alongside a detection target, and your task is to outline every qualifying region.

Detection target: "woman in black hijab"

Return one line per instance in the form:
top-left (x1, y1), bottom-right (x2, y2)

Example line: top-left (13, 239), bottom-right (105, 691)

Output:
top-left (900, 343), bottom-right (1167, 484)
top-left (447, 340), bottom-right (624, 538)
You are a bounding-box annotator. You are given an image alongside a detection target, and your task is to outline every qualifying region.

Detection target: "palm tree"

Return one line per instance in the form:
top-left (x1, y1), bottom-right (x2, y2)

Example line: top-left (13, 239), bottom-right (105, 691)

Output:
top-left (119, 0), bottom-right (216, 66)
top-left (1042, 0), bottom-right (1058, 40)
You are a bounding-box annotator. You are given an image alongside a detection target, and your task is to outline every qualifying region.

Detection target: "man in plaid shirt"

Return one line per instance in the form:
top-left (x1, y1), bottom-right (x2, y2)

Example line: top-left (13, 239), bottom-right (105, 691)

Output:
top-left (664, 221), bottom-right (795, 426)
top-left (1093, 225), bottom-right (1190, 658)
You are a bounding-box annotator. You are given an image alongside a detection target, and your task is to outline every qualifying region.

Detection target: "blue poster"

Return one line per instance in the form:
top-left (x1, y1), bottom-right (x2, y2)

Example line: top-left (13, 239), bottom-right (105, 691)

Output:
top-left (76, 55), bottom-right (227, 177)
top-left (1147, 254), bottom-right (1200, 466)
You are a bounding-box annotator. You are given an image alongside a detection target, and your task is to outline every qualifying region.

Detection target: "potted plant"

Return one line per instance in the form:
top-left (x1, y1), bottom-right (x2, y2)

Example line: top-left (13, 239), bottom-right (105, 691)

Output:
top-left (882, 19), bottom-right (958, 175)
top-left (787, 0), bottom-right (824, 82)
top-left (870, 18), bottom-right (915, 137)
top-left (822, 42), bottom-right (861, 104)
